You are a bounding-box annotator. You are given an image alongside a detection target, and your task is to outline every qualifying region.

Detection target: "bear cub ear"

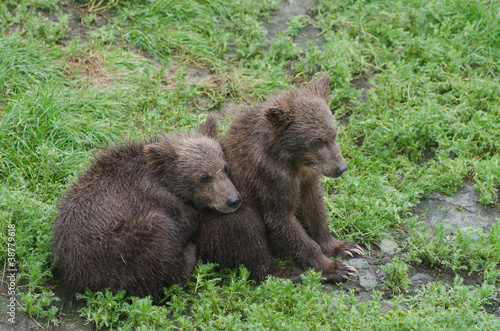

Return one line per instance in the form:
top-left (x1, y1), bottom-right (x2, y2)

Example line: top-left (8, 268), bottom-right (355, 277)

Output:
top-left (310, 72), bottom-right (331, 101)
top-left (198, 115), bottom-right (218, 139)
top-left (265, 103), bottom-right (293, 129)
top-left (143, 142), bottom-right (177, 165)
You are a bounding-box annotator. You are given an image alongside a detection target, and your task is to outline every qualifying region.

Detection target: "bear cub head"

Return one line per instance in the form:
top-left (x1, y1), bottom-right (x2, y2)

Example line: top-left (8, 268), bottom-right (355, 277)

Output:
top-left (264, 72), bottom-right (348, 178)
top-left (143, 116), bottom-right (241, 213)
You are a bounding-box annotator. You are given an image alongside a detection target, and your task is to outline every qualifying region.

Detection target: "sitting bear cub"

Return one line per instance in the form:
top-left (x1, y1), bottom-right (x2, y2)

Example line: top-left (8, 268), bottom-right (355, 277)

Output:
top-left (196, 73), bottom-right (363, 283)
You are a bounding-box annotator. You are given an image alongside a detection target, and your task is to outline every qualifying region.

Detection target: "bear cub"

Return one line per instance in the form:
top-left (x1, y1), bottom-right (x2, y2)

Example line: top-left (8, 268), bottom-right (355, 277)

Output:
top-left (52, 116), bottom-right (240, 301)
top-left (196, 73), bottom-right (363, 283)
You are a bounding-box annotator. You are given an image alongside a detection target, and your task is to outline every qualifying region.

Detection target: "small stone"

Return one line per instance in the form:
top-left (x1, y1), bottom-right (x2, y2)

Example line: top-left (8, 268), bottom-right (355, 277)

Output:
top-left (380, 239), bottom-right (398, 255)
top-left (348, 258), bottom-right (370, 270)
top-left (410, 273), bottom-right (432, 284)
top-left (359, 271), bottom-right (378, 291)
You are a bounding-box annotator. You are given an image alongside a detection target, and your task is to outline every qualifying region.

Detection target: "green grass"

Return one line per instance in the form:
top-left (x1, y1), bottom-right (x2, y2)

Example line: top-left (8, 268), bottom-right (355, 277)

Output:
top-left (382, 256), bottom-right (412, 294)
top-left (76, 266), bottom-right (499, 330)
top-left (1, 0), bottom-right (499, 328)
top-left (404, 218), bottom-right (500, 279)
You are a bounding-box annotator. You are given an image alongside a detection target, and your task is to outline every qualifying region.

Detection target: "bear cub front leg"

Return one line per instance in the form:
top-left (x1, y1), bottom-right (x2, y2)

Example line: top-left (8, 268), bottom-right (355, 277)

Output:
top-left (297, 173), bottom-right (364, 259)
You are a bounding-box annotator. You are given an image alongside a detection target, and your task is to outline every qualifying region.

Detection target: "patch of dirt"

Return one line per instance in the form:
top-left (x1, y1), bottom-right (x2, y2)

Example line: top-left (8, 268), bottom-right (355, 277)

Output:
top-left (163, 65), bottom-right (217, 88)
top-left (263, 0), bottom-right (324, 49)
top-left (163, 65), bottom-right (234, 111)
top-left (54, 0), bottom-right (115, 42)
top-left (162, 65), bottom-right (254, 116)
top-left (62, 51), bottom-right (117, 87)
top-left (415, 141), bottom-right (439, 166)
top-left (338, 69), bottom-right (379, 127)
top-left (0, 283), bottom-right (40, 331)
top-left (0, 276), bottom-right (92, 331)
top-left (211, 101), bottom-right (244, 121)
top-left (350, 70), bottom-right (378, 104)
top-left (5, 0), bottom-right (108, 42)
top-left (4, 0), bottom-right (116, 43)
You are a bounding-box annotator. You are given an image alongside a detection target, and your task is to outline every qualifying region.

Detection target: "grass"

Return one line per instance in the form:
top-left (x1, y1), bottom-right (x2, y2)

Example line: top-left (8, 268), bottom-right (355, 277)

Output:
top-left (382, 256), bottom-right (412, 294)
top-left (76, 266), bottom-right (499, 330)
top-left (404, 218), bottom-right (500, 279)
top-left (1, 0), bottom-right (499, 329)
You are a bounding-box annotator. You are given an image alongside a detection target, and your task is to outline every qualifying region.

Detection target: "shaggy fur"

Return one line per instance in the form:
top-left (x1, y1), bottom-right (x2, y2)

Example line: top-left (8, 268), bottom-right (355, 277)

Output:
top-left (52, 116), bottom-right (240, 301)
top-left (196, 73), bottom-right (363, 283)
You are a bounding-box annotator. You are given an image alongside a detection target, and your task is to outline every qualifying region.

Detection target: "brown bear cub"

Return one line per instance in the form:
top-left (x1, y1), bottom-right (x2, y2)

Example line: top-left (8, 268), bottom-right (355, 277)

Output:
top-left (196, 73), bottom-right (363, 283)
top-left (52, 116), bottom-right (241, 301)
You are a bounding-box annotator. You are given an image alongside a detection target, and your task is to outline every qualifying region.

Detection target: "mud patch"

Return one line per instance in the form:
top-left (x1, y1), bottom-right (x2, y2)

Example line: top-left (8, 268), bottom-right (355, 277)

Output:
top-left (163, 65), bottom-right (216, 88)
top-left (338, 69), bottom-right (379, 127)
top-left (350, 70), bottom-right (378, 104)
top-left (163, 65), bottom-right (253, 114)
top-left (163, 65), bottom-right (237, 111)
top-left (62, 51), bottom-right (117, 87)
top-left (263, 0), bottom-right (323, 48)
top-left (0, 295), bottom-right (40, 331)
top-left (57, 0), bottom-right (115, 42)
top-left (414, 183), bottom-right (500, 233)
top-left (211, 101), bottom-right (243, 121)
top-left (0, 281), bottom-right (92, 331)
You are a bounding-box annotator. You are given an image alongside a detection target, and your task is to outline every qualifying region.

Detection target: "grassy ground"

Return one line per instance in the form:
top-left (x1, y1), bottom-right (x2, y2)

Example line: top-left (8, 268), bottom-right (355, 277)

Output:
top-left (1, 0), bottom-right (499, 329)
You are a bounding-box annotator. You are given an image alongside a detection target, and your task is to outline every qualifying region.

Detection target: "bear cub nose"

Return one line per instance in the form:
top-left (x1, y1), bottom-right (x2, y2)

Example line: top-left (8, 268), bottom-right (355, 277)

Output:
top-left (335, 163), bottom-right (349, 176)
top-left (226, 195), bottom-right (242, 209)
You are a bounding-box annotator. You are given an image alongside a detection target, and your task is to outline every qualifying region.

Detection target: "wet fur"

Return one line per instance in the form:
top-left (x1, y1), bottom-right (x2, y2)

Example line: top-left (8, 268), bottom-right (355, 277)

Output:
top-left (52, 116), bottom-right (239, 301)
top-left (196, 73), bottom-right (363, 283)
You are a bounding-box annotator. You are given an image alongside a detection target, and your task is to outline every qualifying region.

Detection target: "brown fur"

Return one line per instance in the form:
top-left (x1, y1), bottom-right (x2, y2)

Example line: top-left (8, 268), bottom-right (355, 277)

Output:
top-left (52, 116), bottom-right (240, 301)
top-left (196, 73), bottom-right (363, 283)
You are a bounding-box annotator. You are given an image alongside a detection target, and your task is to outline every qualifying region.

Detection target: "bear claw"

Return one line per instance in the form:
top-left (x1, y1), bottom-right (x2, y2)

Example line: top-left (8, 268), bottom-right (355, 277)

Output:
top-left (346, 266), bottom-right (358, 273)
top-left (351, 247), bottom-right (364, 256)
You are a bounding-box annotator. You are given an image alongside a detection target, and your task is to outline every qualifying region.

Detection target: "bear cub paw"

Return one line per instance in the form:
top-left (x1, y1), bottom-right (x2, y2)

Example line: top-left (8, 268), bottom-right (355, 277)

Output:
top-left (321, 239), bottom-right (365, 259)
top-left (319, 260), bottom-right (358, 283)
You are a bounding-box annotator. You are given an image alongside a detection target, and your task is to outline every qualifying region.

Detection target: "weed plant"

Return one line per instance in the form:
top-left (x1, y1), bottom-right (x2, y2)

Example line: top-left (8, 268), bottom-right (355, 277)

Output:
top-left (77, 265), bottom-right (500, 330)
top-left (1, 0), bottom-right (499, 328)
top-left (382, 256), bottom-right (412, 294)
top-left (404, 218), bottom-right (500, 282)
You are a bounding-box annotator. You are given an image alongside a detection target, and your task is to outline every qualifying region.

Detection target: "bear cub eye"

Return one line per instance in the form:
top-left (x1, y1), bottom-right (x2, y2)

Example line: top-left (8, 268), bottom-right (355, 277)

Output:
top-left (224, 164), bottom-right (230, 175)
top-left (311, 138), bottom-right (324, 148)
top-left (199, 174), bottom-right (212, 184)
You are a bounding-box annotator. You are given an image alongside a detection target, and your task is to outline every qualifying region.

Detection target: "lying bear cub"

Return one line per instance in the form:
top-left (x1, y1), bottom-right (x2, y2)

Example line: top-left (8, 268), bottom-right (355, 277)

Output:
top-left (52, 116), bottom-right (240, 301)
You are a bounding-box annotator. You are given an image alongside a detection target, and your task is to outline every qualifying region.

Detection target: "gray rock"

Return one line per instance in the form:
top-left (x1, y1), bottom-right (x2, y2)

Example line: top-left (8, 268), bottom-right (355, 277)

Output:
top-left (410, 273), bottom-right (432, 284)
top-left (359, 271), bottom-right (378, 291)
top-left (414, 184), bottom-right (500, 233)
top-left (380, 239), bottom-right (398, 255)
top-left (348, 258), bottom-right (370, 270)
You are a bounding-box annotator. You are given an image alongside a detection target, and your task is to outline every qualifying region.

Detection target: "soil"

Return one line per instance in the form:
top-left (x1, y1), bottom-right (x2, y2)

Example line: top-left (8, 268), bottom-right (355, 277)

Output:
top-left (63, 51), bottom-right (118, 87)
top-left (50, 0), bottom-right (114, 43)
top-left (263, 0), bottom-right (323, 49)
